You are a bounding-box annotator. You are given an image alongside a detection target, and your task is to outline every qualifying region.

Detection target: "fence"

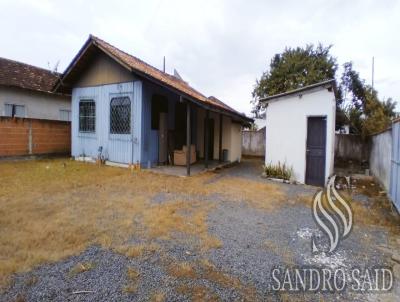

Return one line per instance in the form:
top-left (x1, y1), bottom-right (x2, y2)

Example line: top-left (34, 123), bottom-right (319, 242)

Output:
top-left (242, 128), bottom-right (265, 157)
top-left (370, 129), bottom-right (392, 191)
top-left (390, 121), bottom-right (400, 211)
top-left (334, 134), bottom-right (370, 162)
top-left (0, 117), bottom-right (71, 157)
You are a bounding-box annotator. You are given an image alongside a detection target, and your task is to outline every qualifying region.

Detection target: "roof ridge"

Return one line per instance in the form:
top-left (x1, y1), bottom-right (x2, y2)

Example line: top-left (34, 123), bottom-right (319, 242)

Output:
top-left (0, 56), bottom-right (61, 76)
top-left (90, 35), bottom-right (210, 100)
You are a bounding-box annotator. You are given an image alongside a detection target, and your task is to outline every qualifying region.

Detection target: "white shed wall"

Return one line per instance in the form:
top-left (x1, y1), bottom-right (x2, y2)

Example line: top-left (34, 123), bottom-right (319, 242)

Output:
top-left (265, 88), bottom-right (336, 184)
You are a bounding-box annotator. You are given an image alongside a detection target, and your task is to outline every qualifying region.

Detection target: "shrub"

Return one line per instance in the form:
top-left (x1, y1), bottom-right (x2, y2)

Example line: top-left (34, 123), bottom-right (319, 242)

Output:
top-left (263, 162), bottom-right (292, 181)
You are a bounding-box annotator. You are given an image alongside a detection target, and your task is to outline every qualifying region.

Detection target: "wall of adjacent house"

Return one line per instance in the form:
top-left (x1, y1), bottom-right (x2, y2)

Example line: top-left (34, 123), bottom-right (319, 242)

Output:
top-left (370, 129), bottom-right (392, 191)
top-left (230, 122), bottom-right (242, 162)
top-left (242, 128), bottom-right (265, 157)
top-left (335, 134), bottom-right (370, 162)
top-left (265, 87), bottom-right (336, 184)
top-left (196, 108), bottom-right (238, 162)
top-left (0, 116), bottom-right (70, 157)
top-left (74, 52), bottom-right (136, 87)
top-left (0, 86), bottom-right (70, 121)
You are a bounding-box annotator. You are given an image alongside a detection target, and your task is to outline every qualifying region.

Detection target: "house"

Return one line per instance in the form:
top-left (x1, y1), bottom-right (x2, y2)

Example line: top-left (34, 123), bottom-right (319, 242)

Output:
top-left (55, 35), bottom-right (251, 175)
top-left (0, 57), bottom-right (71, 157)
top-left (260, 80), bottom-right (336, 186)
top-left (0, 57), bottom-right (70, 120)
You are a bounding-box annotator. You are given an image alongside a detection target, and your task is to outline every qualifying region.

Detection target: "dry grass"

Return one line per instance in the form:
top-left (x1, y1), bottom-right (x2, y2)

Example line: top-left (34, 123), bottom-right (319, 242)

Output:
top-left (0, 158), bottom-right (288, 289)
top-left (69, 262), bottom-right (94, 276)
top-left (168, 261), bottom-right (197, 279)
top-left (114, 243), bottom-right (159, 258)
top-left (122, 267), bottom-right (140, 293)
top-left (0, 158), bottom-right (252, 288)
top-left (150, 292), bottom-right (165, 302)
top-left (176, 284), bottom-right (220, 302)
top-left (206, 176), bottom-right (286, 210)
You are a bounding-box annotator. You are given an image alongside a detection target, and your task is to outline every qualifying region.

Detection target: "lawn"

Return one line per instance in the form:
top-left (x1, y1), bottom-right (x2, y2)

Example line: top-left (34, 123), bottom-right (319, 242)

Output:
top-left (0, 158), bottom-right (399, 301)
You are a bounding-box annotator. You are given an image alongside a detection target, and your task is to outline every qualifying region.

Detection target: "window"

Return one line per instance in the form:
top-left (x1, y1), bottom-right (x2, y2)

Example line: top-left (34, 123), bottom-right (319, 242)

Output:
top-left (79, 100), bottom-right (95, 132)
top-left (110, 96), bottom-right (131, 134)
top-left (4, 104), bottom-right (25, 117)
top-left (59, 109), bottom-right (71, 121)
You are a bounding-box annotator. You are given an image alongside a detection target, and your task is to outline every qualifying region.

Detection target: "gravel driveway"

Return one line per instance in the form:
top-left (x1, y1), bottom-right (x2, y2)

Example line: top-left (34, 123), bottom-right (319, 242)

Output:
top-left (1, 158), bottom-right (400, 301)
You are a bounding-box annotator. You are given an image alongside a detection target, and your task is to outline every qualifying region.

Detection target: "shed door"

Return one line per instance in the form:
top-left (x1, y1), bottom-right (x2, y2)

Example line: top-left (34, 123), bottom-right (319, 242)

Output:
top-left (305, 116), bottom-right (327, 186)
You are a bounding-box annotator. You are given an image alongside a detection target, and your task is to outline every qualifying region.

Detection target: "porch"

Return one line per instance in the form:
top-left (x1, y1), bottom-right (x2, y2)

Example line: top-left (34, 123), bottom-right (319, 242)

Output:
top-left (141, 80), bottom-right (244, 176)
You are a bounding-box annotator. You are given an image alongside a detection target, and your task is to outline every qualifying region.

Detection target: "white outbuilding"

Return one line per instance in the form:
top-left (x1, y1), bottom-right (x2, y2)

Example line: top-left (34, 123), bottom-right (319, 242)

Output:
top-left (261, 80), bottom-right (337, 186)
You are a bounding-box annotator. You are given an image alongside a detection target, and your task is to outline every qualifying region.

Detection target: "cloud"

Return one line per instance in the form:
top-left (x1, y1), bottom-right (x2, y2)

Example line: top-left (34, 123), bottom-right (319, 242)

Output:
top-left (0, 0), bottom-right (399, 113)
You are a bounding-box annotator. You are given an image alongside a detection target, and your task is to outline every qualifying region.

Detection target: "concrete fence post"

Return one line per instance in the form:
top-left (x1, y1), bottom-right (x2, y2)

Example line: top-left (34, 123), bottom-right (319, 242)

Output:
top-left (28, 120), bottom-right (33, 155)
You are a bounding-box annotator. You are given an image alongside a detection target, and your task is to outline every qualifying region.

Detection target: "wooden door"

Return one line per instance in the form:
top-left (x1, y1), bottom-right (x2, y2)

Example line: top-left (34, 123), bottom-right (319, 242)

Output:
top-left (305, 116), bottom-right (327, 186)
top-left (204, 118), bottom-right (214, 160)
top-left (158, 112), bottom-right (168, 164)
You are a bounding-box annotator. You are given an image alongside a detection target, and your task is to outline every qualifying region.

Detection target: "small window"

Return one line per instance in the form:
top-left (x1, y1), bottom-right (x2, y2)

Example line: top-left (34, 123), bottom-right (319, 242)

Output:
top-left (59, 109), bottom-right (71, 121)
top-left (110, 96), bottom-right (131, 134)
top-left (79, 100), bottom-right (95, 132)
top-left (4, 104), bottom-right (25, 117)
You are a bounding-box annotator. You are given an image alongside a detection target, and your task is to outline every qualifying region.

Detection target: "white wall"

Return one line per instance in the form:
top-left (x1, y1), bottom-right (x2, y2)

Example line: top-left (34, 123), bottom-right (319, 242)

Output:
top-left (0, 86), bottom-right (70, 120)
top-left (265, 88), bottom-right (336, 184)
top-left (195, 107), bottom-right (242, 162)
top-left (370, 129), bottom-right (392, 191)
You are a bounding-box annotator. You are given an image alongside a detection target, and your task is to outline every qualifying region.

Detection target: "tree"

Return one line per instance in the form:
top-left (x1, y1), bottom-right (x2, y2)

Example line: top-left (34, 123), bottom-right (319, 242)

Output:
top-left (340, 62), bottom-right (397, 137)
top-left (251, 44), bottom-right (337, 112)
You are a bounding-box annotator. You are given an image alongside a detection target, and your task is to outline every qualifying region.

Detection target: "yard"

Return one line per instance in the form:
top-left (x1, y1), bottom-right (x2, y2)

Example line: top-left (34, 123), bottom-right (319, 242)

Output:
top-left (0, 158), bottom-right (399, 301)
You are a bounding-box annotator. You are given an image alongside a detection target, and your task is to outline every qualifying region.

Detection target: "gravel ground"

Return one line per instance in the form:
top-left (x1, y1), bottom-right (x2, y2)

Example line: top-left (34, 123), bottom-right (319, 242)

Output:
top-left (2, 158), bottom-right (400, 301)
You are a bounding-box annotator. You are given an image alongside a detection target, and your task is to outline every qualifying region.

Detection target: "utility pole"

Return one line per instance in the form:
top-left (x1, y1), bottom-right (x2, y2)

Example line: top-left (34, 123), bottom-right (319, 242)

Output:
top-left (163, 56), bottom-right (166, 73)
top-left (372, 56), bottom-right (375, 89)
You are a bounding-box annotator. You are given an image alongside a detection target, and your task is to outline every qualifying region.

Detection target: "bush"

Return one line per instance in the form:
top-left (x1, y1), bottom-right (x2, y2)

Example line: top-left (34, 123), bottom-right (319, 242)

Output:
top-left (263, 162), bottom-right (292, 181)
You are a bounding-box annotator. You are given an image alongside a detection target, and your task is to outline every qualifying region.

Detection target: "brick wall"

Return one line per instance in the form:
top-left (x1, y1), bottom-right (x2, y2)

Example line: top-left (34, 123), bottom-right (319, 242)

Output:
top-left (0, 117), bottom-right (71, 157)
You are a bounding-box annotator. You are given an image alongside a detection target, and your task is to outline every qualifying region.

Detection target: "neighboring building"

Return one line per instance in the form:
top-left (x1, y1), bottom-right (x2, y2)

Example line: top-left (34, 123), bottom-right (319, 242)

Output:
top-left (56, 35), bottom-right (251, 174)
top-left (261, 80), bottom-right (336, 186)
top-left (0, 57), bottom-right (70, 120)
top-left (0, 57), bottom-right (71, 157)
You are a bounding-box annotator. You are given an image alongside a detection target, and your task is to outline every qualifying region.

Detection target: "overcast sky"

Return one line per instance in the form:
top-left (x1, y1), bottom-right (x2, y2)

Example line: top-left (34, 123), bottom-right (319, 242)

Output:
top-left (0, 0), bottom-right (399, 115)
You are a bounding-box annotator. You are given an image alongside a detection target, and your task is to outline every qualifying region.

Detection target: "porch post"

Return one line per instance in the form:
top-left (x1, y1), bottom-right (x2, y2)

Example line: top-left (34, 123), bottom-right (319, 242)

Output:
top-left (219, 113), bottom-right (223, 162)
top-left (186, 100), bottom-right (191, 176)
top-left (205, 109), bottom-right (209, 168)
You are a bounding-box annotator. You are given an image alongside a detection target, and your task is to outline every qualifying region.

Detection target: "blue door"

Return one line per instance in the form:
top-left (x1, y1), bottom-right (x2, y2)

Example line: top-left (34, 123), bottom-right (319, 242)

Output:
top-left (107, 84), bottom-right (135, 164)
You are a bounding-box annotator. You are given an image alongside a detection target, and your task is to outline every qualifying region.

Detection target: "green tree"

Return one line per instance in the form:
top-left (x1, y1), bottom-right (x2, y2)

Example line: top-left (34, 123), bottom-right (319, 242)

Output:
top-left (251, 44), bottom-right (337, 112)
top-left (340, 62), bottom-right (397, 137)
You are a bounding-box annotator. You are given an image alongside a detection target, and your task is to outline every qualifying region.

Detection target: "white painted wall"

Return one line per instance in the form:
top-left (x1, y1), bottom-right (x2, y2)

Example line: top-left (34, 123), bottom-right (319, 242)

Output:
top-left (265, 87), bottom-right (336, 184)
top-left (370, 129), bottom-right (392, 190)
top-left (0, 86), bottom-right (70, 120)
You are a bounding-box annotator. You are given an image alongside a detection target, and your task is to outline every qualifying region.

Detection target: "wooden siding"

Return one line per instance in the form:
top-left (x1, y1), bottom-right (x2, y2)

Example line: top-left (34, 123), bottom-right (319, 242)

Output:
top-left (71, 81), bottom-right (142, 164)
top-left (75, 52), bottom-right (136, 88)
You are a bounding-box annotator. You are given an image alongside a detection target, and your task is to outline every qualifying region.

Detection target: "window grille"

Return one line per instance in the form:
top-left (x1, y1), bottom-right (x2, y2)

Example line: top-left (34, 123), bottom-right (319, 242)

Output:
top-left (79, 100), bottom-right (95, 132)
top-left (110, 96), bottom-right (131, 134)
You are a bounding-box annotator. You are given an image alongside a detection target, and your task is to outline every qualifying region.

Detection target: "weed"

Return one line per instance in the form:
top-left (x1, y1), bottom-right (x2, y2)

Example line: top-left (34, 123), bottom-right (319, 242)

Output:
top-left (263, 161), bottom-right (293, 180)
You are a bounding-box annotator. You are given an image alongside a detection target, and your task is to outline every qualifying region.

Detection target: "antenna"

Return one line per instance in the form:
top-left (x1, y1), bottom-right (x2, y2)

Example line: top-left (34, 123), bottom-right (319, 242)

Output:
top-left (372, 56), bottom-right (374, 89)
top-left (163, 56), bottom-right (165, 73)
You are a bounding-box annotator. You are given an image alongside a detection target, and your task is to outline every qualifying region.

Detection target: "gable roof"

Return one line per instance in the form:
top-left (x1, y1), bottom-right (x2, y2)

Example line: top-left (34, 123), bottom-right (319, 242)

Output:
top-left (0, 57), bottom-right (61, 93)
top-left (57, 35), bottom-right (251, 122)
top-left (259, 79), bottom-right (336, 103)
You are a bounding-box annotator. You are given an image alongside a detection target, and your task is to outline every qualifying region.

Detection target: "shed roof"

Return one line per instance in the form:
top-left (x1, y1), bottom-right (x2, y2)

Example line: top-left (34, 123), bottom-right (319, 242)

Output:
top-left (57, 35), bottom-right (251, 123)
top-left (259, 79), bottom-right (336, 103)
top-left (0, 57), bottom-right (61, 93)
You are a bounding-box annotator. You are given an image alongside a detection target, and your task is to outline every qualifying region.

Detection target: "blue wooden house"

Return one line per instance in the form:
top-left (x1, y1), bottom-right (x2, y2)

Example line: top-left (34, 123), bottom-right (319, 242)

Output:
top-left (56, 35), bottom-right (251, 175)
